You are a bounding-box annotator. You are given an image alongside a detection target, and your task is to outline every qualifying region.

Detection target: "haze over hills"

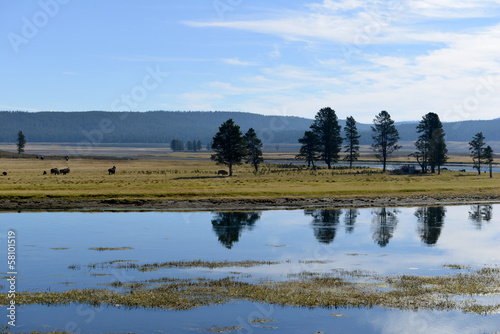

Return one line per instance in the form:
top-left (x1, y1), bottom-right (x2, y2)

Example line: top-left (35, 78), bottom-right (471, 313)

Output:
top-left (0, 111), bottom-right (498, 147)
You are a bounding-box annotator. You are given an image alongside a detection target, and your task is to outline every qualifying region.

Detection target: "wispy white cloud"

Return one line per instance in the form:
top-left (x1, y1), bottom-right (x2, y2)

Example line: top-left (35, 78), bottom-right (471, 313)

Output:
top-left (222, 57), bottom-right (258, 66)
top-left (185, 0), bottom-right (500, 44)
top-left (180, 0), bottom-right (500, 121)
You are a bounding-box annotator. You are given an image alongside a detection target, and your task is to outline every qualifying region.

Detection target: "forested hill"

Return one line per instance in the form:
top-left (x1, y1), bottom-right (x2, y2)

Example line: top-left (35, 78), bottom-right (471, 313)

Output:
top-left (0, 111), bottom-right (498, 144)
top-left (0, 111), bottom-right (314, 144)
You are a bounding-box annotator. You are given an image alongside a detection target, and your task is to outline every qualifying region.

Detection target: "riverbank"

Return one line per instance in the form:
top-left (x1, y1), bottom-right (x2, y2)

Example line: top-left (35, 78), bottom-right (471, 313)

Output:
top-left (1, 157), bottom-right (499, 211)
top-left (2, 194), bottom-right (500, 211)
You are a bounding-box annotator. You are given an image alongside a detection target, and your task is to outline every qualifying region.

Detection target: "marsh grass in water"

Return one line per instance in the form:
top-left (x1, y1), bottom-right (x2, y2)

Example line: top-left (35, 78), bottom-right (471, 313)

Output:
top-left (205, 326), bottom-right (244, 333)
top-left (249, 318), bottom-right (276, 324)
top-left (88, 247), bottom-right (134, 251)
top-left (5, 267), bottom-right (500, 315)
top-left (72, 259), bottom-right (281, 271)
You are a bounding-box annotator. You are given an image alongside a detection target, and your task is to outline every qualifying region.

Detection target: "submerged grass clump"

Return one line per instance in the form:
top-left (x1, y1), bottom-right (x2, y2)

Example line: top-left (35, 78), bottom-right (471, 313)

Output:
top-left (249, 318), bottom-right (276, 324)
top-left (3, 267), bottom-right (500, 315)
top-left (205, 326), bottom-right (244, 333)
top-left (443, 264), bottom-right (472, 270)
top-left (94, 259), bottom-right (280, 271)
top-left (88, 247), bottom-right (134, 251)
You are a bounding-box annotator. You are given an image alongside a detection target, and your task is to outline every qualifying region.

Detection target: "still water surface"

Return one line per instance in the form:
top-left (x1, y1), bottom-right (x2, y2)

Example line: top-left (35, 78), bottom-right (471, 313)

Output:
top-left (1, 205), bottom-right (499, 333)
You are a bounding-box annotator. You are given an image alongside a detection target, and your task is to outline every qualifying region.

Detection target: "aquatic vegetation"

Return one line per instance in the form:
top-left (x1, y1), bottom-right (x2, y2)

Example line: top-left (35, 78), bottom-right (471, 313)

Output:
top-left (205, 326), bottom-right (244, 333)
top-left (68, 259), bottom-right (279, 271)
top-left (4, 267), bottom-right (499, 315)
top-left (249, 318), bottom-right (276, 324)
top-left (88, 247), bottom-right (134, 251)
top-left (443, 264), bottom-right (472, 270)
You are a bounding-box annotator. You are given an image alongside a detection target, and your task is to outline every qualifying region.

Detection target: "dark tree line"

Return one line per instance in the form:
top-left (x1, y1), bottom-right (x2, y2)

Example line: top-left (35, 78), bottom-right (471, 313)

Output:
top-left (4, 111), bottom-right (500, 145)
top-left (294, 108), bottom-right (495, 175)
top-left (170, 139), bottom-right (203, 152)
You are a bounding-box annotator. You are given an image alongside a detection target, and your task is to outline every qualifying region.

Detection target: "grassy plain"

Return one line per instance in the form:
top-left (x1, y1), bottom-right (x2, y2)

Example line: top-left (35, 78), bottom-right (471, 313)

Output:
top-left (0, 154), bottom-right (499, 207)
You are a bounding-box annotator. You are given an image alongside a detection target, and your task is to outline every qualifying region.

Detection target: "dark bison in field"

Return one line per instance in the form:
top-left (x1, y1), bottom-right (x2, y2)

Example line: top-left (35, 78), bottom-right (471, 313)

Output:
top-left (59, 168), bottom-right (70, 175)
top-left (217, 170), bottom-right (228, 176)
top-left (50, 168), bottom-right (60, 175)
top-left (2, 172), bottom-right (7, 176)
top-left (108, 166), bottom-right (116, 175)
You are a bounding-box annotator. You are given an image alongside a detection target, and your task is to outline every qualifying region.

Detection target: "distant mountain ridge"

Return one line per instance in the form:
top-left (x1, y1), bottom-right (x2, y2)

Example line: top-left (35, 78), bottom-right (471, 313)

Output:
top-left (0, 111), bottom-right (498, 145)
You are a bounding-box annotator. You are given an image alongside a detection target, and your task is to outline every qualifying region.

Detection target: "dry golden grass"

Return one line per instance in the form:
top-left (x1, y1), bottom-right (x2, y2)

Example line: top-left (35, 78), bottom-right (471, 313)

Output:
top-left (0, 157), bottom-right (499, 201)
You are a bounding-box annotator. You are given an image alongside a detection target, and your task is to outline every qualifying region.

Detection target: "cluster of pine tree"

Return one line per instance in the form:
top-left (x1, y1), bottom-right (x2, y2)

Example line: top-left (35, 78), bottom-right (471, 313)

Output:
top-left (296, 108), bottom-right (403, 172)
top-left (170, 139), bottom-right (203, 152)
top-left (210, 119), bottom-right (264, 176)
top-left (296, 108), bottom-right (457, 174)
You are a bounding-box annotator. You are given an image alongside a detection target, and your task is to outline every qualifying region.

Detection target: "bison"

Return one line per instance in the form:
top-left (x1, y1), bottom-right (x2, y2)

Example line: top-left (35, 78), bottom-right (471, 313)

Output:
top-left (64, 156), bottom-right (69, 161)
top-left (59, 168), bottom-right (70, 175)
top-left (217, 170), bottom-right (228, 176)
top-left (2, 172), bottom-right (7, 176)
top-left (43, 171), bottom-right (47, 175)
top-left (108, 166), bottom-right (116, 175)
top-left (50, 168), bottom-right (60, 175)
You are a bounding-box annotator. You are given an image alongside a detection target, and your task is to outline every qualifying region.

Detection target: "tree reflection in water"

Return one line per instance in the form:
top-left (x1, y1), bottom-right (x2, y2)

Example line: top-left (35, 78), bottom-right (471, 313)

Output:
top-left (371, 208), bottom-right (399, 247)
top-left (469, 205), bottom-right (493, 229)
top-left (305, 209), bottom-right (343, 244)
top-left (344, 209), bottom-right (359, 234)
top-left (415, 206), bottom-right (446, 246)
top-left (211, 212), bottom-right (261, 249)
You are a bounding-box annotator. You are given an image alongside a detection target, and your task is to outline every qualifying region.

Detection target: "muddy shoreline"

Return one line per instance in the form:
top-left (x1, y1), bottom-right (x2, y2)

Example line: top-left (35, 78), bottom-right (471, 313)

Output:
top-left (2, 195), bottom-right (500, 212)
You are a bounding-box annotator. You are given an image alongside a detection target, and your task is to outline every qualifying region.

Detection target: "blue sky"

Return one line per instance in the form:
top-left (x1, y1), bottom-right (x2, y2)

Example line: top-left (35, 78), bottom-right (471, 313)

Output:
top-left (1, 0), bottom-right (500, 123)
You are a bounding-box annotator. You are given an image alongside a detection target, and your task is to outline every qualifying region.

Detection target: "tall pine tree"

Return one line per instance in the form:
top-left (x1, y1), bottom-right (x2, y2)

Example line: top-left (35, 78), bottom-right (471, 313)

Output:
top-left (469, 132), bottom-right (486, 175)
top-left (211, 119), bottom-right (247, 176)
top-left (483, 145), bottom-right (494, 178)
top-left (17, 130), bottom-right (26, 154)
top-left (296, 131), bottom-right (321, 170)
top-left (428, 127), bottom-right (448, 174)
top-left (371, 111), bottom-right (401, 172)
top-left (244, 128), bottom-right (264, 172)
top-left (310, 107), bottom-right (342, 169)
top-left (343, 116), bottom-right (360, 169)
top-left (414, 112), bottom-right (447, 173)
